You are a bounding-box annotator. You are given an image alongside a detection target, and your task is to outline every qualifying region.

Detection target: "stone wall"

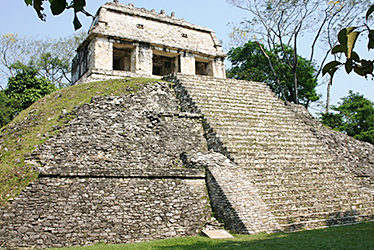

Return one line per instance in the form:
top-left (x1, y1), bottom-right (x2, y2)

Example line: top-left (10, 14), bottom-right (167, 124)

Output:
top-left (285, 102), bottom-right (374, 185)
top-left (0, 81), bottom-right (212, 249)
top-left (168, 73), bottom-right (374, 231)
top-left (0, 177), bottom-right (209, 249)
top-left (72, 1), bottom-right (227, 84)
top-left (186, 152), bottom-right (280, 234)
top-left (91, 2), bottom-right (225, 57)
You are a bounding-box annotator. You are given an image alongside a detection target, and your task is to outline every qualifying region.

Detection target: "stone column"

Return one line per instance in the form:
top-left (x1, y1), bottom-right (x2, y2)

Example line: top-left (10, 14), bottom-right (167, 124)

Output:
top-left (213, 57), bottom-right (226, 78)
top-left (92, 37), bottom-right (113, 70)
top-left (180, 52), bottom-right (195, 75)
top-left (136, 42), bottom-right (153, 75)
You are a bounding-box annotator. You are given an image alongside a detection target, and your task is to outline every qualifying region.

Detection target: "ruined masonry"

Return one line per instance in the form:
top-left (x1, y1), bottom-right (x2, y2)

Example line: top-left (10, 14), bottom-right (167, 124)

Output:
top-left (72, 1), bottom-right (226, 84)
top-left (1, 1), bottom-right (374, 249)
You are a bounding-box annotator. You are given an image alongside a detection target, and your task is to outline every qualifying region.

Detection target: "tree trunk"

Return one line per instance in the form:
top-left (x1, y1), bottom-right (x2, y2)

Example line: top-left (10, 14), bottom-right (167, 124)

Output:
top-left (325, 76), bottom-right (332, 114)
top-left (293, 37), bottom-right (299, 104)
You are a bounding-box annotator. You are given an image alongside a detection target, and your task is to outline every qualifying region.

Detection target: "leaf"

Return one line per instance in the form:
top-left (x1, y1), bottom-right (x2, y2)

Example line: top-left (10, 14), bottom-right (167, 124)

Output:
top-left (24, 0), bottom-right (32, 6)
top-left (332, 44), bottom-right (346, 54)
top-left (366, 4), bottom-right (374, 20)
top-left (345, 59), bottom-right (353, 74)
top-left (353, 60), bottom-right (374, 77)
top-left (33, 0), bottom-right (47, 21)
top-left (322, 60), bottom-right (341, 77)
top-left (368, 30), bottom-right (374, 50)
top-left (347, 31), bottom-right (360, 59)
top-left (73, 13), bottom-right (82, 30)
top-left (337, 28), bottom-right (348, 45)
top-left (353, 66), bottom-right (367, 76)
top-left (50, 0), bottom-right (67, 15)
top-left (351, 51), bottom-right (360, 62)
top-left (73, 0), bottom-right (86, 12)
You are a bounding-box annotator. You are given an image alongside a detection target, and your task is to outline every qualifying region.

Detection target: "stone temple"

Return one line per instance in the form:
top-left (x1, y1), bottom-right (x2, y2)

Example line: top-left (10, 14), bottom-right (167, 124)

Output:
top-left (72, 1), bottom-right (227, 84)
top-left (1, 1), bottom-right (374, 249)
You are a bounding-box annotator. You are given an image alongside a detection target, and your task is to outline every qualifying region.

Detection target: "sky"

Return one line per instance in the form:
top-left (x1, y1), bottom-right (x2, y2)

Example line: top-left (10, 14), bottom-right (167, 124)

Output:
top-left (1, 0), bottom-right (373, 115)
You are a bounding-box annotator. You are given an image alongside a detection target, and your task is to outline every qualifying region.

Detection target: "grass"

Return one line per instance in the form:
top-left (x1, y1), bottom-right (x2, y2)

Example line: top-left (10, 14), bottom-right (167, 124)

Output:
top-left (49, 222), bottom-right (374, 250)
top-left (0, 77), bottom-right (162, 206)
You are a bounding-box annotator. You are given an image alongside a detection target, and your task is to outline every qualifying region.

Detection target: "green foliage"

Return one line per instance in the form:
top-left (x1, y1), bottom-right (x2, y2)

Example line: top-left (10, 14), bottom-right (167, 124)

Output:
top-left (227, 41), bottom-right (320, 108)
top-left (323, 4), bottom-right (374, 79)
top-left (321, 91), bottom-right (374, 144)
top-left (33, 52), bottom-right (70, 88)
top-left (0, 33), bottom-right (85, 87)
top-left (24, 0), bottom-right (92, 30)
top-left (5, 63), bottom-right (57, 113)
top-left (0, 92), bottom-right (18, 128)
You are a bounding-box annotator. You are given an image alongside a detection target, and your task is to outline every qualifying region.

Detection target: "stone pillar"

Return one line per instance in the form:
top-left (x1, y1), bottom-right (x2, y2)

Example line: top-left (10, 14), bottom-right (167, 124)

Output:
top-left (92, 38), bottom-right (113, 70)
top-left (180, 52), bottom-right (195, 75)
top-left (213, 57), bottom-right (226, 78)
top-left (136, 42), bottom-right (153, 75)
top-left (130, 46), bottom-right (137, 73)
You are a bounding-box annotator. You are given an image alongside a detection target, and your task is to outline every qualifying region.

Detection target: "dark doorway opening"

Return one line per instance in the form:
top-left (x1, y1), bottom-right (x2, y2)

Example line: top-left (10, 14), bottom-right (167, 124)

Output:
top-left (113, 45), bottom-right (133, 71)
top-left (195, 61), bottom-right (209, 76)
top-left (152, 54), bottom-right (176, 76)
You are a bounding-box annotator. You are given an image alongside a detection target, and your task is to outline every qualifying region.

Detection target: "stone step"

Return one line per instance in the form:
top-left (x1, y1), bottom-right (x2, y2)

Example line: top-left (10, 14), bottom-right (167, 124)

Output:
top-left (227, 149), bottom-right (327, 157)
top-left (215, 136), bottom-right (322, 146)
top-left (222, 140), bottom-right (326, 150)
top-left (188, 91), bottom-right (281, 102)
top-left (268, 199), bottom-right (374, 217)
top-left (247, 170), bottom-right (348, 180)
top-left (178, 80), bottom-right (273, 94)
top-left (253, 177), bottom-right (359, 190)
top-left (198, 104), bottom-right (289, 115)
top-left (275, 208), bottom-right (374, 226)
top-left (186, 92), bottom-right (281, 105)
top-left (278, 213), bottom-right (374, 231)
top-left (214, 134), bottom-right (317, 143)
top-left (267, 197), bottom-right (374, 211)
top-left (240, 163), bottom-right (339, 172)
top-left (209, 124), bottom-right (311, 133)
top-left (250, 173), bottom-right (353, 184)
top-left (173, 75), bottom-right (374, 232)
top-left (204, 113), bottom-right (301, 122)
top-left (225, 143), bottom-right (325, 151)
top-left (258, 188), bottom-right (370, 206)
top-left (208, 122), bottom-right (307, 131)
top-left (233, 156), bottom-right (334, 165)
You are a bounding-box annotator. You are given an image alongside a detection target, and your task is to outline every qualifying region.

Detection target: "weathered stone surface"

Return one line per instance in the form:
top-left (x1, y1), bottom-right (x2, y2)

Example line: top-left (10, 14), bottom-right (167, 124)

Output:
top-left (168, 73), bottom-right (374, 231)
top-left (0, 81), bottom-right (211, 249)
top-left (31, 82), bottom-right (207, 174)
top-left (72, 2), bottom-right (226, 84)
top-left (2, 73), bottom-right (374, 249)
top-left (0, 178), bottom-right (209, 249)
top-left (202, 230), bottom-right (234, 239)
top-left (286, 102), bottom-right (374, 184)
top-left (186, 151), bottom-right (280, 234)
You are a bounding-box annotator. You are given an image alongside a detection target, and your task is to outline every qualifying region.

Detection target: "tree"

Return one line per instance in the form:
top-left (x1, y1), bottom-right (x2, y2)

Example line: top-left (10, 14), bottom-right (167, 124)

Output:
top-left (5, 63), bottom-right (57, 113)
top-left (321, 91), bottom-right (374, 144)
top-left (227, 41), bottom-right (320, 108)
top-left (24, 0), bottom-right (92, 30)
top-left (323, 4), bottom-right (374, 80)
top-left (0, 91), bottom-right (18, 127)
top-left (0, 33), bottom-right (85, 88)
top-left (227, 0), bottom-right (371, 111)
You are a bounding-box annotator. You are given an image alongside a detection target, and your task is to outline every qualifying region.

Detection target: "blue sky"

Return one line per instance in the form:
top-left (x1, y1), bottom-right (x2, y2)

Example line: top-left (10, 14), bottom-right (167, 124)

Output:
top-left (1, 1), bottom-right (373, 114)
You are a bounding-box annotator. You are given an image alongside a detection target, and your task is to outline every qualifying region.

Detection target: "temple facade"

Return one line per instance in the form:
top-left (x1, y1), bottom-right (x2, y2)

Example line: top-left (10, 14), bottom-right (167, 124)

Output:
top-left (72, 1), bottom-right (227, 84)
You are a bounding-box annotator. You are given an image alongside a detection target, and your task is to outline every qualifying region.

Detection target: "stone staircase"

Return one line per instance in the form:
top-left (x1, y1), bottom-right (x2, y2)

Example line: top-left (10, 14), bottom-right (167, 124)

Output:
top-left (167, 73), bottom-right (374, 231)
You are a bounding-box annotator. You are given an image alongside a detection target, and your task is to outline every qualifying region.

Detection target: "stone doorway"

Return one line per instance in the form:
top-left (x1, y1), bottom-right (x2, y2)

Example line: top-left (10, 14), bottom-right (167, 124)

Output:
top-left (195, 59), bottom-right (213, 76)
top-left (152, 54), bottom-right (177, 76)
top-left (113, 44), bottom-right (133, 71)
